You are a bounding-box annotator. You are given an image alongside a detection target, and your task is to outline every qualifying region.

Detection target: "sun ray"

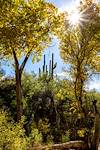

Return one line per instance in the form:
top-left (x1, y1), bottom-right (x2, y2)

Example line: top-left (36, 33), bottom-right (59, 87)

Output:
top-left (68, 10), bottom-right (81, 26)
top-left (66, 7), bottom-right (89, 28)
top-left (57, 0), bottom-right (93, 29)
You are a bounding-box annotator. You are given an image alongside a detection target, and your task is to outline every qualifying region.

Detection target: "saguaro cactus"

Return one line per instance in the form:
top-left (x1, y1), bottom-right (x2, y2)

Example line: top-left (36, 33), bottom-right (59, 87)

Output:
top-left (43, 54), bottom-right (46, 73)
top-left (39, 53), bottom-right (57, 79)
top-left (51, 53), bottom-right (57, 79)
top-left (39, 68), bottom-right (41, 77)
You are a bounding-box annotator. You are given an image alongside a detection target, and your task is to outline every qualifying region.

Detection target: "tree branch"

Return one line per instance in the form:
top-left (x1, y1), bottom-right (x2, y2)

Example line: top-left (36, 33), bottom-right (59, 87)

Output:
top-left (20, 49), bottom-right (32, 74)
top-left (41, 141), bottom-right (84, 150)
top-left (12, 48), bottom-right (19, 68)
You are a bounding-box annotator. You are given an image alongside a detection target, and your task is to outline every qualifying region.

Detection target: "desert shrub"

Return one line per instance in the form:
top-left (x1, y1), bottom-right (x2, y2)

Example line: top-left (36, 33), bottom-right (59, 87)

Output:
top-left (38, 119), bottom-right (53, 144)
top-left (0, 109), bottom-right (43, 150)
top-left (27, 128), bottom-right (42, 149)
top-left (61, 131), bottom-right (70, 143)
top-left (0, 109), bottom-right (28, 150)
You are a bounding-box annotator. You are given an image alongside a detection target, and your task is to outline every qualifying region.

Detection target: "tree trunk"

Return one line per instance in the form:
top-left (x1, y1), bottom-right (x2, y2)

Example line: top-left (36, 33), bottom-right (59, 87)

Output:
top-left (41, 141), bottom-right (85, 150)
top-left (91, 113), bottom-right (100, 150)
top-left (16, 68), bottom-right (23, 122)
top-left (12, 49), bottom-right (23, 121)
top-left (12, 49), bottom-right (32, 121)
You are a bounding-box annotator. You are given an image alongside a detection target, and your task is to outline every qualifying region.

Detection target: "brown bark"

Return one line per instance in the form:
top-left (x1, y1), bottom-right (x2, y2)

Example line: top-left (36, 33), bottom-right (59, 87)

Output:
top-left (12, 49), bottom-right (22, 121)
top-left (12, 49), bottom-right (32, 121)
top-left (41, 141), bottom-right (85, 150)
top-left (15, 68), bottom-right (23, 121)
top-left (74, 64), bottom-right (85, 115)
top-left (91, 114), bottom-right (100, 150)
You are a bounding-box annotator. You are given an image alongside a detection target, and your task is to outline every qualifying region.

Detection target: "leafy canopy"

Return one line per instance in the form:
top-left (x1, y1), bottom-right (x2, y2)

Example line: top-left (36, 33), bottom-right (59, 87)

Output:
top-left (0, 0), bottom-right (57, 61)
top-left (59, 0), bottom-right (100, 67)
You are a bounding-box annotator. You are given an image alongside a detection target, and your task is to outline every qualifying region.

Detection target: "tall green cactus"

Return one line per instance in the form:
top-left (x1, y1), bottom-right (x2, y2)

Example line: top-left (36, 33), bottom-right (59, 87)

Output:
top-left (43, 54), bottom-right (46, 73)
top-left (51, 53), bottom-right (57, 79)
top-left (38, 53), bottom-right (57, 79)
top-left (49, 60), bottom-right (51, 77)
top-left (39, 68), bottom-right (41, 77)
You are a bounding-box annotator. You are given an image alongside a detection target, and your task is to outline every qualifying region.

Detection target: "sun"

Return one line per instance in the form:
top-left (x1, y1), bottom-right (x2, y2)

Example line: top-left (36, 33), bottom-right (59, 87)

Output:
top-left (57, 0), bottom-right (89, 28)
top-left (67, 8), bottom-right (88, 28)
top-left (69, 10), bottom-right (81, 26)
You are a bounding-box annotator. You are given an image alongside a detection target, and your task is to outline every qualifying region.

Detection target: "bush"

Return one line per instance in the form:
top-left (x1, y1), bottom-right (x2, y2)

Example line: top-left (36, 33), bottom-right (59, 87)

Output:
top-left (0, 109), bottom-right (28, 150)
top-left (0, 109), bottom-right (43, 150)
top-left (62, 131), bottom-right (70, 143)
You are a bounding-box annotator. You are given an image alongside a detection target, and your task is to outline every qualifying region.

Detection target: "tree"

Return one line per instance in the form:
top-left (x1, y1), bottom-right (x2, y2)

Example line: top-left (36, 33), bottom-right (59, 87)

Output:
top-left (0, 0), bottom-right (57, 121)
top-left (57, 0), bottom-right (100, 149)
top-left (59, 0), bottom-right (99, 108)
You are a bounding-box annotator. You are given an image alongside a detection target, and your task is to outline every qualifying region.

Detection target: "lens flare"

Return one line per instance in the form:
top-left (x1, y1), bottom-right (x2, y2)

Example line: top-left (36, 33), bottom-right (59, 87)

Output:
top-left (69, 10), bottom-right (81, 26)
top-left (57, 0), bottom-right (89, 29)
top-left (67, 8), bottom-right (88, 28)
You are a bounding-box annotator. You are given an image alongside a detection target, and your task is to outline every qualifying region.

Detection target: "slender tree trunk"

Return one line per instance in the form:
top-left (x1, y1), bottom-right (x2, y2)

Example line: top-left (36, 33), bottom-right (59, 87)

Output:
top-left (12, 48), bottom-right (32, 121)
top-left (74, 64), bottom-right (85, 114)
top-left (91, 113), bottom-right (100, 150)
top-left (12, 49), bottom-right (23, 121)
top-left (15, 68), bottom-right (23, 122)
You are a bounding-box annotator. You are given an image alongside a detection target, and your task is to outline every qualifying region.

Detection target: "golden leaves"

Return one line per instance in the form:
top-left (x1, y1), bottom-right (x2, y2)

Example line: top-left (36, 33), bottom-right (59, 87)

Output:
top-left (77, 129), bottom-right (86, 137)
top-left (0, 0), bottom-right (57, 60)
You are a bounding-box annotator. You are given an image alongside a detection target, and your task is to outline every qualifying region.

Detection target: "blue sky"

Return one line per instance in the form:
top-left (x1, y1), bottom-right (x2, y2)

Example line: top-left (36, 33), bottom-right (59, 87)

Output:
top-left (47, 0), bottom-right (73, 7)
top-left (2, 0), bottom-right (100, 91)
top-left (24, 0), bottom-right (74, 75)
top-left (4, 0), bottom-right (73, 76)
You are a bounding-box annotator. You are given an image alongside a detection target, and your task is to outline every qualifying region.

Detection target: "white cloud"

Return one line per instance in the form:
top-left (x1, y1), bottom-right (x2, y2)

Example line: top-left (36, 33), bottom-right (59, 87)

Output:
top-left (55, 71), bottom-right (72, 80)
top-left (56, 72), bottom-right (67, 77)
top-left (56, 72), bottom-right (100, 91)
top-left (87, 80), bottom-right (100, 91)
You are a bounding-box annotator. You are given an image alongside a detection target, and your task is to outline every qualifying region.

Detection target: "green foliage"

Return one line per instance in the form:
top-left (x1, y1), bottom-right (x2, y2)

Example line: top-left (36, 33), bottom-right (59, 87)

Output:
top-left (0, 0), bottom-right (57, 60)
top-left (53, 79), bottom-right (73, 101)
top-left (0, 109), bottom-right (43, 150)
top-left (61, 131), bottom-right (70, 143)
top-left (0, 109), bottom-right (28, 150)
top-left (0, 0), bottom-right (100, 148)
top-left (57, 0), bottom-right (100, 103)
top-left (0, 72), bottom-right (100, 146)
top-left (77, 129), bottom-right (86, 138)
top-left (0, 78), bottom-right (16, 119)
top-left (0, 0), bottom-right (58, 121)
top-left (38, 119), bottom-right (53, 144)
top-left (28, 128), bottom-right (42, 148)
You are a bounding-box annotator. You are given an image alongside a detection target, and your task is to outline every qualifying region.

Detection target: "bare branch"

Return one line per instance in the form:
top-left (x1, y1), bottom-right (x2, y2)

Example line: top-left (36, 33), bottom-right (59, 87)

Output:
top-left (12, 48), bottom-right (19, 68)
top-left (20, 49), bottom-right (32, 74)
